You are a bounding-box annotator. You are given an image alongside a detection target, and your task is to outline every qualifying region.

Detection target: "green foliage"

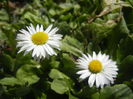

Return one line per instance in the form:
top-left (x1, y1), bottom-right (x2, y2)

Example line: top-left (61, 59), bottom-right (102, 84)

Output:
top-left (0, 0), bottom-right (133, 98)
top-left (0, 77), bottom-right (22, 86)
top-left (49, 69), bottom-right (70, 80)
top-left (61, 36), bottom-right (83, 57)
top-left (49, 69), bottom-right (74, 94)
top-left (92, 84), bottom-right (133, 99)
top-left (51, 79), bottom-right (71, 94)
top-left (16, 65), bottom-right (40, 85)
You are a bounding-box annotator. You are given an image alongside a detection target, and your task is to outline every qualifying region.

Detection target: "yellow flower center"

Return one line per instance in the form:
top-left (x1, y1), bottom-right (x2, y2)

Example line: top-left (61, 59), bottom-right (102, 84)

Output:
top-left (89, 60), bottom-right (102, 73)
top-left (32, 32), bottom-right (48, 45)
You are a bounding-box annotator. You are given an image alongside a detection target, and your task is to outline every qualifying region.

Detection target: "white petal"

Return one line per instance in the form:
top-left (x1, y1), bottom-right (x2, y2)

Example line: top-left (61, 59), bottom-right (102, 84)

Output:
top-left (45, 24), bottom-right (53, 33)
top-left (93, 52), bottom-right (97, 59)
top-left (26, 45), bottom-right (36, 52)
top-left (76, 64), bottom-right (88, 70)
top-left (18, 43), bottom-right (32, 53)
top-left (97, 52), bottom-right (102, 59)
top-left (101, 73), bottom-right (110, 85)
top-left (98, 74), bottom-right (105, 88)
top-left (36, 24), bottom-right (40, 32)
top-left (17, 33), bottom-right (30, 38)
top-left (48, 27), bottom-right (59, 35)
top-left (104, 55), bottom-right (109, 62)
top-left (76, 70), bottom-right (89, 75)
top-left (82, 54), bottom-right (90, 61)
top-left (26, 26), bottom-right (33, 34)
top-left (44, 44), bottom-right (56, 56)
top-left (37, 46), bottom-right (43, 58)
top-left (96, 74), bottom-right (102, 88)
top-left (36, 46), bottom-right (42, 58)
top-left (103, 72), bottom-right (114, 81)
top-left (32, 47), bottom-right (39, 58)
top-left (19, 29), bottom-right (31, 36)
top-left (16, 35), bottom-right (30, 41)
top-left (88, 74), bottom-right (96, 87)
top-left (87, 54), bottom-right (92, 61)
top-left (30, 24), bottom-right (36, 33)
top-left (79, 72), bottom-right (91, 80)
top-left (47, 40), bottom-right (60, 49)
top-left (38, 45), bottom-right (46, 58)
top-left (49, 34), bottom-right (62, 40)
top-left (17, 41), bottom-right (32, 47)
top-left (40, 25), bottom-right (44, 32)
top-left (43, 44), bottom-right (51, 56)
top-left (100, 54), bottom-right (106, 61)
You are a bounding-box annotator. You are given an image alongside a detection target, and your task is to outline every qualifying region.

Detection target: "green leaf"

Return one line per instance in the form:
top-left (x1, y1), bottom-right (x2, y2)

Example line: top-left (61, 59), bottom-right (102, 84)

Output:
top-left (91, 92), bottom-right (100, 99)
top-left (0, 0), bottom-right (133, 98)
top-left (16, 65), bottom-right (40, 85)
top-left (69, 92), bottom-right (79, 99)
top-left (0, 53), bottom-right (14, 71)
top-left (22, 12), bottom-right (44, 24)
top-left (0, 86), bottom-right (4, 96)
top-left (59, 3), bottom-right (73, 9)
top-left (60, 13), bottom-right (73, 21)
top-left (99, 84), bottom-right (133, 99)
top-left (61, 53), bottom-right (76, 76)
top-left (37, 93), bottom-right (47, 99)
top-left (49, 9), bottom-right (57, 16)
top-left (125, 0), bottom-right (133, 7)
top-left (0, 77), bottom-right (22, 86)
top-left (49, 69), bottom-right (74, 95)
top-left (119, 55), bottom-right (133, 80)
top-left (50, 57), bottom-right (60, 68)
top-left (15, 87), bottom-right (31, 96)
top-left (117, 36), bottom-right (133, 60)
top-left (78, 86), bottom-right (97, 99)
top-left (89, 18), bottom-right (116, 40)
top-left (61, 36), bottom-right (83, 57)
top-left (36, 93), bottom-right (47, 99)
top-left (51, 79), bottom-right (72, 94)
top-left (0, 31), bottom-right (7, 42)
top-left (118, 17), bottom-right (129, 34)
top-left (0, 9), bottom-right (9, 21)
top-left (49, 69), bottom-right (69, 80)
top-left (106, 22), bottom-right (128, 59)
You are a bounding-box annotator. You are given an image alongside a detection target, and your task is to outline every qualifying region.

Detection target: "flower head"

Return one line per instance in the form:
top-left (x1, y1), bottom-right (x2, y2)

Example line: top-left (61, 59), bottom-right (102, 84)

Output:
top-left (16, 24), bottom-right (62, 60)
top-left (76, 52), bottom-right (118, 88)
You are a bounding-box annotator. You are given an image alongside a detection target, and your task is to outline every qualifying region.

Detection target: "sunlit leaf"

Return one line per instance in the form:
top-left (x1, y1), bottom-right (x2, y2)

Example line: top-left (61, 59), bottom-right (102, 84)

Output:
top-left (16, 65), bottom-right (40, 85)
top-left (0, 77), bottom-right (22, 86)
top-left (99, 84), bottom-right (133, 99)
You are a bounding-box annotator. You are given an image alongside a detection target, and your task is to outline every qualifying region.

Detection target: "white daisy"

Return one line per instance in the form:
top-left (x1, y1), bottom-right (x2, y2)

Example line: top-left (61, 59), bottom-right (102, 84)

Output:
top-left (16, 24), bottom-right (62, 60)
top-left (76, 52), bottom-right (118, 88)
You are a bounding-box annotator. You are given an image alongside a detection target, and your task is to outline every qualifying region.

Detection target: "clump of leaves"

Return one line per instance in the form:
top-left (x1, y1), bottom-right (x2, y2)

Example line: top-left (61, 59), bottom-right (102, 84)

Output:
top-left (0, 0), bottom-right (133, 99)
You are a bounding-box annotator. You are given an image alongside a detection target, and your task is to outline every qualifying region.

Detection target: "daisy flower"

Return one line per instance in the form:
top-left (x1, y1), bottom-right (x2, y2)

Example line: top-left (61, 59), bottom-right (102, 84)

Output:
top-left (76, 52), bottom-right (118, 88)
top-left (16, 24), bottom-right (62, 60)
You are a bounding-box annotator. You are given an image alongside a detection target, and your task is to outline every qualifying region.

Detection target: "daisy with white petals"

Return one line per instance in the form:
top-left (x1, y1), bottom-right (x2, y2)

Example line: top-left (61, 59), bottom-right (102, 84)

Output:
top-left (76, 52), bottom-right (118, 88)
top-left (16, 24), bottom-right (62, 60)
